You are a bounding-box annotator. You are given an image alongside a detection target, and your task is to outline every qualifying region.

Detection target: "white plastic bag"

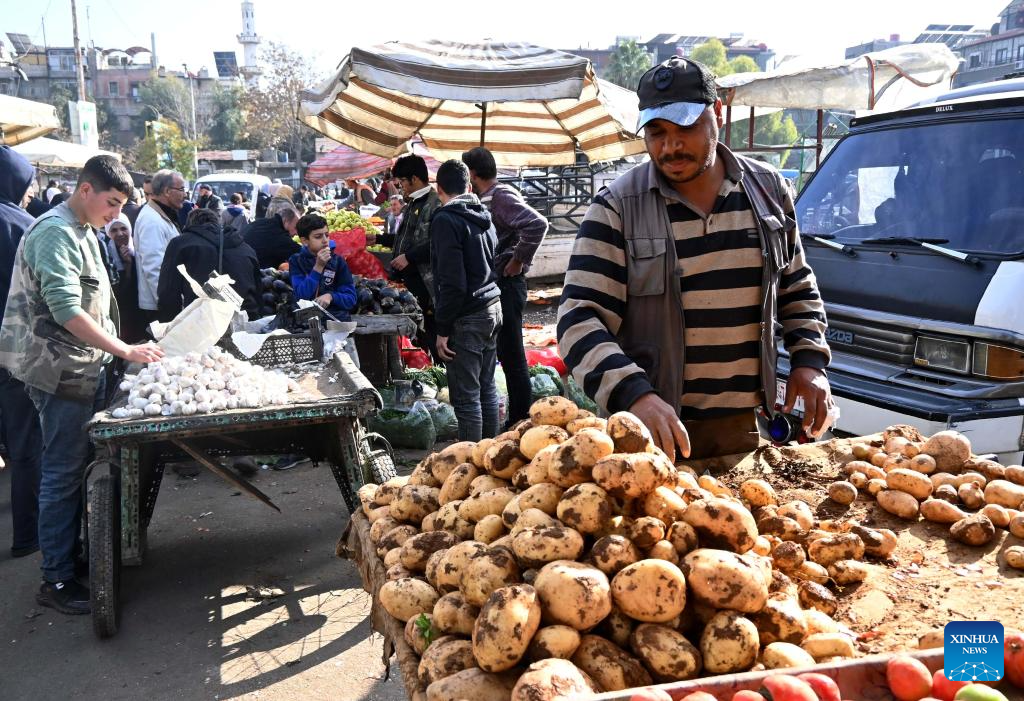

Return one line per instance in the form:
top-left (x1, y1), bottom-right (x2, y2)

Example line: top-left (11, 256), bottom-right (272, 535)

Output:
top-left (151, 265), bottom-right (241, 357)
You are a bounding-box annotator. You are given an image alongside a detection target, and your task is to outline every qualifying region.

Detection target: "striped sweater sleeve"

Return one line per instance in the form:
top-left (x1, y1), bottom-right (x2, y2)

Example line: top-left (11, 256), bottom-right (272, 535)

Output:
top-left (778, 182), bottom-right (831, 369)
top-left (556, 189), bottom-right (655, 414)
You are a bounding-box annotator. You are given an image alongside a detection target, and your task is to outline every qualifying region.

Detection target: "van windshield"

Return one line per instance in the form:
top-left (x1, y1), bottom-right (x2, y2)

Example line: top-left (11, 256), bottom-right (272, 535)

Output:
top-left (796, 119), bottom-right (1024, 255)
top-left (192, 181), bottom-right (255, 202)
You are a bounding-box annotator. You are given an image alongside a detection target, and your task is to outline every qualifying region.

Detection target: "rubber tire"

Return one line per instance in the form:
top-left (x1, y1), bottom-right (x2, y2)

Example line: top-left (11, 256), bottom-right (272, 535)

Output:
top-left (370, 454), bottom-right (397, 484)
top-left (88, 474), bottom-right (121, 638)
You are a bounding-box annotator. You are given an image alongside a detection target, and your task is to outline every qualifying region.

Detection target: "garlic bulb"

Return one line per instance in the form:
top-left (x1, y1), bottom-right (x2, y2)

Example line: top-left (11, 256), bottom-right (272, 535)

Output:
top-left (111, 407), bottom-right (130, 419)
top-left (144, 403), bottom-right (162, 416)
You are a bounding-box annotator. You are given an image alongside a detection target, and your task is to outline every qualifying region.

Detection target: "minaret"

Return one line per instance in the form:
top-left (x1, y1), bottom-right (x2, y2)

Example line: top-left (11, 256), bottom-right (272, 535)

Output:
top-left (237, 0), bottom-right (261, 84)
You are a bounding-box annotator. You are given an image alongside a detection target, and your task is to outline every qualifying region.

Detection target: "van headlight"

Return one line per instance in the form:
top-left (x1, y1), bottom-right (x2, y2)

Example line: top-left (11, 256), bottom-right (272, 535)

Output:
top-left (914, 336), bottom-right (971, 375)
top-left (973, 342), bottom-right (1024, 380)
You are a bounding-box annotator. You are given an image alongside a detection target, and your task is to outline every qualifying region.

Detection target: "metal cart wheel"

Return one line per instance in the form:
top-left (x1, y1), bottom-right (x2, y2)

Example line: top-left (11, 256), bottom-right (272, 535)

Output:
top-left (88, 471), bottom-right (121, 638)
top-left (361, 432), bottom-right (397, 484)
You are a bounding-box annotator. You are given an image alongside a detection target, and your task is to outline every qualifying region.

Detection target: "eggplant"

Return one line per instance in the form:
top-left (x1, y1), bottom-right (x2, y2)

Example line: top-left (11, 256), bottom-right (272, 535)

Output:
top-left (272, 279), bottom-right (289, 292)
top-left (261, 292), bottom-right (277, 306)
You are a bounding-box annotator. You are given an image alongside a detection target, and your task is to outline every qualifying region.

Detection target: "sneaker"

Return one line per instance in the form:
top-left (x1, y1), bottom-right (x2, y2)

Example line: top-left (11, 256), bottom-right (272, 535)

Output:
top-left (10, 543), bottom-right (40, 558)
top-left (270, 455), bottom-right (304, 471)
top-left (36, 580), bottom-right (91, 615)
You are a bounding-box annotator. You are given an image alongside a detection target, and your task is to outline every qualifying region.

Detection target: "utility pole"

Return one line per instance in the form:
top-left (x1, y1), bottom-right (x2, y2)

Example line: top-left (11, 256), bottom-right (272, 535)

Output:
top-left (183, 64), bottom-right (200, 180)
top-left (70, 0), bottom-right (87, 100)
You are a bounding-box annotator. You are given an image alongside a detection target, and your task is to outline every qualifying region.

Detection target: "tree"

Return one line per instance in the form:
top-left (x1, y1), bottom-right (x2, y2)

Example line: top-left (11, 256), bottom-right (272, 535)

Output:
top-left (728, 56), bottom-right (760, 74)
top-left (138, 73), bottom-right (195, 136)
top-left (206, 83), bottom-right (245, 149)
top-left (606, 40), bottom-right (652, 91)
top-left (691, 39), bottom-right (730, 76)
top-left (134, 119), bottom-right (199, 179)
top-left (728, 111), bottom-right (800, 167)
top-left (243, 42), bottom-right (321, 166)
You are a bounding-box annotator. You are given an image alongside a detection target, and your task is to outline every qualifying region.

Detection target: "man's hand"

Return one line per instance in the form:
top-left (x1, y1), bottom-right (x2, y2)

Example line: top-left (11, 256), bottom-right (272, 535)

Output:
top-left (782, 367), bottom-right (834, 436)
top-left (628, 393), bottom-right (690, 461)
top-left (316, 293), bottom-right (333, 308)
top-left (436, 336), bottom-right (456, 361)
top-left (122, 342), bottom-right (164, 364)
top-left (313, 247), bottom-right (331, 272)
top-left (391, 254), bottom-right (409, 271)
top-left (503, 259), bottom-right (524, 277)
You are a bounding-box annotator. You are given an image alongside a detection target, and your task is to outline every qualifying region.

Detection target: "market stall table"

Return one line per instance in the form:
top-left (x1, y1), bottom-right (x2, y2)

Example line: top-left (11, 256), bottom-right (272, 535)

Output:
top-left (85, 351), bottom-right (394, 639)
top-left (348, 313), bottom-right (420, 387)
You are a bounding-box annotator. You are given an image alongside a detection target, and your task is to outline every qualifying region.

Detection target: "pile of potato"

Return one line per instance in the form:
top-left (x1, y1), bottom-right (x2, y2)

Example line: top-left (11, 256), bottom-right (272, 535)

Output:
top-left (829, 428), bottom-right (1024, 562)
top-left (357, 397), bottom-right (919, 701)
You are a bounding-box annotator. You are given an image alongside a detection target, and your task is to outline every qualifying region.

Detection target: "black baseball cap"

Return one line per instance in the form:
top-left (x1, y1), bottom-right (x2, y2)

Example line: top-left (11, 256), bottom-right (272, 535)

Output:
top-left (636, 57), bottom-right (718, 131)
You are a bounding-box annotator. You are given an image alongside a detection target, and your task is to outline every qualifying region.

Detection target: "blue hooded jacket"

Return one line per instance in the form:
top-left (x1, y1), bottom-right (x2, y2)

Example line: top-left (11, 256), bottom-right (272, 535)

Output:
top-left (288, 241), bottom-right (357, 319)
top-left (0, 146), bottom-right (36, 329)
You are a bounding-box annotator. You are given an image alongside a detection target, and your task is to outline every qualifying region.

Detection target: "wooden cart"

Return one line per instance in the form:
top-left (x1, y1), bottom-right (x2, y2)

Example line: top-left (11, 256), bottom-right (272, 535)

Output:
top-left (85, 352), bottom-right (395, 639)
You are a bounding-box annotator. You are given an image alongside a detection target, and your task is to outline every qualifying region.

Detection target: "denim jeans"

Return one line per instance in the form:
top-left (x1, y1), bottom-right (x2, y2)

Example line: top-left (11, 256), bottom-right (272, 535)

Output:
top-left (446, 303), bottom-right (502, 441)
top-left (496, 274), bottom-right (531, 425)
top-left (0, 369), bottom-right (43, 551)
top-left (27, 373), bottom-right (106, 582)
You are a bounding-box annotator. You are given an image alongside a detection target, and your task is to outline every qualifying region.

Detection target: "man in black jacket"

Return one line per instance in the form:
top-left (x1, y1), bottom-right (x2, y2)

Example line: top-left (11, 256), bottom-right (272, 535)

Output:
top-left (196, 183), bottom-right (223, 211)
top-left (156, 208), bottom-right (262, 322)
top-left (430, 160), bottom-right (502, 441)
top-left (244, 205), bottom-right (300, 269)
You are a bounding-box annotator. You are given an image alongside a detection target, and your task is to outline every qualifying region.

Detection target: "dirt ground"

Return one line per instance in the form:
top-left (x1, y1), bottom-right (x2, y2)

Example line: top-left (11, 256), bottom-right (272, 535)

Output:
top-left (0, 455), bottom-right (429, 701)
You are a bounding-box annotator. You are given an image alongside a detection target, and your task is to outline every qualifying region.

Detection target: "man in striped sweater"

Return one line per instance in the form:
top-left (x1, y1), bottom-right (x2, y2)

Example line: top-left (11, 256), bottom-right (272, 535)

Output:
top-left (557, 57), bottom-right (833, 460)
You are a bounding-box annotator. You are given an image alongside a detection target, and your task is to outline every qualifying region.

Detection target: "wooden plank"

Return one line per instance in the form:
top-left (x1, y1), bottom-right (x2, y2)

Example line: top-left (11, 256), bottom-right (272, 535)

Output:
top-left (170, 438), bottom-right (281, 513)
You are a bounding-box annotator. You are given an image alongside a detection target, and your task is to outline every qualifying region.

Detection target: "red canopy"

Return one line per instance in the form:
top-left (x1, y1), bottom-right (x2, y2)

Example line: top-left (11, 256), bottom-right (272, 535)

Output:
top-left (305, 139), bottom-right (442, 186)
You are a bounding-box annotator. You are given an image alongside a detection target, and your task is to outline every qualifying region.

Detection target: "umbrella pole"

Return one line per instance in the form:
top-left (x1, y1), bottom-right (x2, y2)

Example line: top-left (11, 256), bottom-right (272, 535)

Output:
top-left (480, 102), bottom-right (487, 146)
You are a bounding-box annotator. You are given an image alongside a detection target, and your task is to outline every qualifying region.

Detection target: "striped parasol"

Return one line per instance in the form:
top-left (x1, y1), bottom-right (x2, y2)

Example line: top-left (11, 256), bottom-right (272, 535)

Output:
top-left (304, 138), bottom-right (443, 186)
top-left (298, 40), bottom-right (645, 167)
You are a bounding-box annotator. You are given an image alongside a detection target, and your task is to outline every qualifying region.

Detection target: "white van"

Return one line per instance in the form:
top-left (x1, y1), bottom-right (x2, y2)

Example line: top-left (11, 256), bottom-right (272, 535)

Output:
top-left (190, 172), bottom-right (271, 205)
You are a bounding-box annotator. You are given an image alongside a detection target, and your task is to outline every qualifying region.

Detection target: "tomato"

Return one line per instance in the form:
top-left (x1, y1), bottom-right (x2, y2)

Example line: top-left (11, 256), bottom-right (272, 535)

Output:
top-left (680, 693), bottom-right (719, 701)
top-left (630, 689), bottom-right (674, 701)
top-left (797, 672), bottom-right (842, 701)
top-left (760, 675), bottom-right (818, 701)
top-left (887, 655), bottom-right (934, 701)
top-left (931, 670), bottom-right (970, 701)
top-left (732, 691), bottom-right (765, 701)
top-left (1005, 630), bottom-right (1024, 688)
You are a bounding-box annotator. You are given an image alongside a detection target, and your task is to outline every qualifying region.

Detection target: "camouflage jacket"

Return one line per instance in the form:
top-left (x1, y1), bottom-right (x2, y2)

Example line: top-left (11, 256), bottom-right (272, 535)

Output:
top-left (0, 204), bottom-right (117, 401)
top-left (393, 188), bottom-right (441, 305)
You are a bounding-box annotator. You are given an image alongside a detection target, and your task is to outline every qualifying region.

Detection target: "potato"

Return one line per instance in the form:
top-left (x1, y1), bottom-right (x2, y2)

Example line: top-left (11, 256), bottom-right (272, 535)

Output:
top-left (472, 584), bottom-right (542, 672)
top-left (590, 535), bottom-right (641, 575)
top-left (629, 623), bottom-right (703, 682)
top-left (762, 642), bottom-right (817, 670)
top-left (400, 531), bottom-right (462, 572)
top-left (918, 630), bottom-right (944, 650)
top-left (681, 497), bottom-right (758, 554)
top-left (461, 547), bottom-right (521, 608)
top-left (778, 500), bottom-right (815, 531)
top-left (954, 472), bottom-right (987, 488)
top-left (850, 444), bottom-right (873, 460)
top-left (383, 547), bottom-right (402, 568)
top-left (921, 430), bottom-right (971, 472)
top-left (370, 515), bottom-right (402, 544)
top-left (567, 416), bottom-right (606, 435)
top-left (828, 481), bottom-right (858, 505)
top-left (877, 489), bottom-right (920, 520)
top-left (551, 483), bottom-right (610, 535)
top-left (386, 563), bottom-right (414, 582)
top-left (533, 560), bottom-right (613, 630)
top-left (473, 514), bottom-right (506, 544)
top-left (950, 514), bottom-right (996, 546)
top-left (792, 561), bottom-right (830, 585)
top-left (753, 535), bottom-right (773, 556)
top-left (627, 516), bottom-right (666, 550)
top-left (771, 540), bottom-right (806, 572)
top-left (807, 533), bottom-right (865, 567)
top-left (611, 559), bottom-right (687, 622)
top-left (390, 485), bottom-right (441, 524)
top-left (866, 478), bottom-right (888, 497)
top-left (418, 635), bottom-right (476, 687)
top-left (1010, 514), bottom-right (1024, 538)
top-left (933, 484), bottom-right (959, 503)
top-left (981, 504), bottom-right (1011, 528)
top-left (966, 458), bottom-right (1005, 481)
top-left (682, 549), bottom-right (768, 613)
top-left (803, 610), bottom-right (847, 637)
top-left (409, 461), bottom-right (441, 488)
top-left (701, 611), bottom-right (759, 674)
top-left (958, 482), bottom-right (986, 510)
top-left (380, 578), bottom-right (440, 622)
top-left (439, 462), bottom-right (480, 505)
top-left (430, 442), bottom-right (477, 484)
top-left (758, 515), bottom-right (806, 542)
top-left (377, 524), bottom-right (419, 557)
top-left (511, 658), bottom-right (597, 701)
top-left (883, 455), bottom-right (910, 473)
top-left (750, 596), bottom-right (808, 645)
top-left (571, 635), bottom-right (652, 692)
top-left (459, 487), bottom-right (517, 524)
top-left (1007, 465), bottom-right (1024, 485)
top-left (405, 613), bottom-right (434, 656)
top-left (426, 666), bottom-right (517, 701)
top-left (595, 604), bottom-right (635, 647)
top-left (373, 475), bottom-right (408, 505)
top-left (870, 452), bottom-right (888, 468)
top-left (525, 625), bottom-right (583, 662)
top-left (529, 396), bottom-right (578, 428)
top-left (798, 580), bottom-right (838, 616)
top-left (606, 411), bottom-right (656, 453)
top-left (985, 479), bottom-right (1024, 509)
top-left (920, 498), bottom-right (968, 524)
top-left (514, 483), bottom-right (562, 517)
top-left (434, 540), bottom-right (489, 592)
top-left (886, 468), bottom-right (933, 500)
top-left (509, 508), bottom-right (559, 538)
top-left (366, 505), bottom-right (393, 524)
top-left (828, 559), bottom-right (870, 585)
top-left (512, 526), bottom-right (585, 569)
top-left (643, 486), bottom-right (689, 524)
top-left (1005, 545), bottom-right (1024, 570)
top-left (647, 540), bottom-right (679, 564)
top-left (594, 452), bottom-right (673, 499)
top-left (518, 425), bottom-right (568, 461)
top-left (547, 429), bottom-right (615, 488)
top-left (738, 478), bottom-right (778, 507)
top-left (484, 440), bottom-right (526, 480)
top-left (801, 632), bottom-right (856, 660)
top-left (698, 474), bottom-right (732, 498)
top-left (425, 550), bottom-right (449, 590)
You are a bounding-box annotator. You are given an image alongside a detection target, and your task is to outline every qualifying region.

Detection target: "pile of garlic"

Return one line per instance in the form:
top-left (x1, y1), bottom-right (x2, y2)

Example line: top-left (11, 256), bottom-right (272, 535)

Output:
top-left (109, 346), bottom-right (300, 419)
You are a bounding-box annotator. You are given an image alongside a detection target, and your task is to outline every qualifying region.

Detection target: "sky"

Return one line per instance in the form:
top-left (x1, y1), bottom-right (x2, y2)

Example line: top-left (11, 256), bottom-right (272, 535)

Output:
top-left (2, 0), bottom-right (1013, 81)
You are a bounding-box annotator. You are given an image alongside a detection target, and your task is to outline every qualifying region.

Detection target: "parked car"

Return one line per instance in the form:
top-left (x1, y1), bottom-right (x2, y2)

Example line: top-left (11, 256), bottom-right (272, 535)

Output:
top-left (788, 78), bottom-right (1024, 462)
top-left (190, 172), bottom-right (271, 205)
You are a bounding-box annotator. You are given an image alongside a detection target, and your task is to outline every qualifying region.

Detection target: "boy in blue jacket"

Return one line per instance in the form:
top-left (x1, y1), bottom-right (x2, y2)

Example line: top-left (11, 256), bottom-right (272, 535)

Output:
top-left (289, 213), bottom-right (357, 319)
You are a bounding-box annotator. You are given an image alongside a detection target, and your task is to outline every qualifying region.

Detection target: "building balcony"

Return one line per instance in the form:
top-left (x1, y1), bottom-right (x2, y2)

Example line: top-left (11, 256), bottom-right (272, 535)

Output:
top-left (953, 61), bottom-right (1024, 87)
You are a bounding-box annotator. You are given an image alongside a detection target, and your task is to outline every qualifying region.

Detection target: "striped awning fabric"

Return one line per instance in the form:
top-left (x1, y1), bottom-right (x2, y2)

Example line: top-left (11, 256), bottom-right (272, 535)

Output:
top-left (298, 41), bottom-right (645, 167)
top-left (305, 139), bottom-right (442, 186)
top-left (0, 94), bottom-right (61, 146)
